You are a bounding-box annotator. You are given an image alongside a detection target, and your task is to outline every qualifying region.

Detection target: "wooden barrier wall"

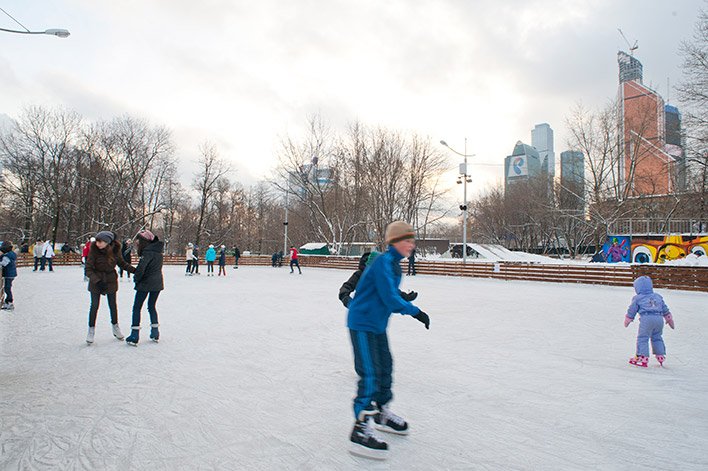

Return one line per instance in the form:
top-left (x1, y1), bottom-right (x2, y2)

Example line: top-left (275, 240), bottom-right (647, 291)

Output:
top-left (12, 253), bottom-right (708, 292)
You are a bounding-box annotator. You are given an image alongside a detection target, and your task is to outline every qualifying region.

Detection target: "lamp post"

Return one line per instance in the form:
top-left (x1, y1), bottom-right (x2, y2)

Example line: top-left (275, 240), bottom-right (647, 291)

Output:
top-left (440, 139), bottom-right (474, 264)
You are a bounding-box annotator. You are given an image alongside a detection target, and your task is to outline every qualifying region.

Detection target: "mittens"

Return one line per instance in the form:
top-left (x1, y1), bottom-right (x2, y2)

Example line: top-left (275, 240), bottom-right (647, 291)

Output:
top-left (664, 313), bottom-right (675, 329)
top-left (413, 311), bottom-right (430, 330)
top-left (401, 291), bottom-right (418, 302)
top-left (624, 316), bottom-right (633, 328)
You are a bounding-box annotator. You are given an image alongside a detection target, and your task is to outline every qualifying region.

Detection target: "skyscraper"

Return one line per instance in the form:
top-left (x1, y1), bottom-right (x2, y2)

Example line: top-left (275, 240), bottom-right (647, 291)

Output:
top-left (504, 141), bottom-right (542, 191)
top-left (560, 151), bottom-right (585, 210)
top-left (664, 104), bottom-right (686, 192)
top-left (617, 51), bottom-right (676, 196)
top-left (531, 123), bottom-right (555, 178)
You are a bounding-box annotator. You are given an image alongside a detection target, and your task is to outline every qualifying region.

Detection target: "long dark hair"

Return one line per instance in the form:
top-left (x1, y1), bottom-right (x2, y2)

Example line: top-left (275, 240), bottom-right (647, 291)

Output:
top-left (135, 234), bottom-right (159, 256)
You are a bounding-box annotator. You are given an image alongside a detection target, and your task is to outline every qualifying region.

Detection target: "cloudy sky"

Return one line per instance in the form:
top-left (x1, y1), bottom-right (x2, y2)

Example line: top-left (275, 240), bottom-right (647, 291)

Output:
top-left (0, 0), bottom-right (703, 195)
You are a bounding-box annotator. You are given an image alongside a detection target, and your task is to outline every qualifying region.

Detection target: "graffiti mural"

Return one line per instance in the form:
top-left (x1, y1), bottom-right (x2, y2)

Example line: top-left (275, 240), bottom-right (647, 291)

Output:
top-left (631, 235), bottom-right (708, 263)
top-left (603, 236), bottom-right (631, 263)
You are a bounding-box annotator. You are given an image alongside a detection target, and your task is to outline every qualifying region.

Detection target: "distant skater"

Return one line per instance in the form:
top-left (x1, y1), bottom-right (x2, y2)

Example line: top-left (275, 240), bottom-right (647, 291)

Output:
top-left (206, 244), bottom-right (216, 276)
top-left (289, 246), bottom-right (301, 274)
top-left (218, 245), bottom-right (227, 276)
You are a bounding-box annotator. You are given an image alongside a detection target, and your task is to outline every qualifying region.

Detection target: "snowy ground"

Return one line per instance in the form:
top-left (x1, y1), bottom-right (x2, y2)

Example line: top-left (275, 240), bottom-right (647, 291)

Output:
top-left (1, 265), bottom-right (707, 470)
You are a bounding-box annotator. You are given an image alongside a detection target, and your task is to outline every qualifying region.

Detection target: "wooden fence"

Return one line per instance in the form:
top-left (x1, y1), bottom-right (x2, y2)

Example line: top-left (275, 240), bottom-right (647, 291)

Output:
top-left (13, 253), bottom-right (708, 293)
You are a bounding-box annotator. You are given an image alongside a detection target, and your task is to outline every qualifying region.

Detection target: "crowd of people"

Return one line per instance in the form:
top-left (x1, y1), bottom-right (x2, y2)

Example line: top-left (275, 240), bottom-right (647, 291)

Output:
top-left (1, 221), bottom-right (677, 462)
top-left (184, 244), bottom-right (241, 276)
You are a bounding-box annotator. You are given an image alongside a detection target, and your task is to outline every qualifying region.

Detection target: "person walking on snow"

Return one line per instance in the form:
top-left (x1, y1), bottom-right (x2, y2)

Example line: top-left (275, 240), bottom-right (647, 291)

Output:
top-left (1, 241), bottom-right (18, 310)
top-left (84, 231), bottom-right (135, 344)
top-left (218, 245), bottom-right (227, 276)
top-left (205, 244), bottom-right (216, 276)
top-left (624, 275), bottom-right (675, 367)
top-left (289, 245), bottom-right (301, 274)
top-left (346, 221), bottom-right (431, 460)
top-left (40, 240), bottom-right (55, 272)
top-left (407, 248), bottom-right (416, 276)
top-left (125, 230), bottom-right (164, 346)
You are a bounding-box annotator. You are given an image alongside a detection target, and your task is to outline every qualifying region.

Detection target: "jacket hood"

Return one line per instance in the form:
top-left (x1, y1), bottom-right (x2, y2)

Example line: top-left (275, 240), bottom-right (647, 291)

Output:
top-left (143, 239), bottom-right (164, 254)
top-left (633, 276), bottom-right (654, 294)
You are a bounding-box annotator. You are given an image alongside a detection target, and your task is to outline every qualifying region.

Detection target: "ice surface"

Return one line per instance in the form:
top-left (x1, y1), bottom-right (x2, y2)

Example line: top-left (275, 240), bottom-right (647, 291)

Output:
top-left (1, 266), bottom-right (707, 470)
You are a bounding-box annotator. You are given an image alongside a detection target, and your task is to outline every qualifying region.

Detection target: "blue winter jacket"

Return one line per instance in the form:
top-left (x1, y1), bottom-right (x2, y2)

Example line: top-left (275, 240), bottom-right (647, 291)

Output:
top-left (347, 245), bottom-right (420, 333)
top-left (627, 276), bottom-right (670, 319)
top-left (205, 247), bottom-right (217, 262)
top-left (1, 251), bottom-right (17, 278)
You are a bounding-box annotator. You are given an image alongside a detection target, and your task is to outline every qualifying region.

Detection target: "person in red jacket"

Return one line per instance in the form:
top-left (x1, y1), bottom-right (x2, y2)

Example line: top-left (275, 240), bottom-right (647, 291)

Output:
top-left (289, 246), bottom-right (302, 274)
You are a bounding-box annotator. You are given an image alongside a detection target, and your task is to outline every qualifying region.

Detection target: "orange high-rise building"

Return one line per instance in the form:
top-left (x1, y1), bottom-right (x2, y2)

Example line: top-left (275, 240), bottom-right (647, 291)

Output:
top-left (617, 51), bottom-right (675, 196)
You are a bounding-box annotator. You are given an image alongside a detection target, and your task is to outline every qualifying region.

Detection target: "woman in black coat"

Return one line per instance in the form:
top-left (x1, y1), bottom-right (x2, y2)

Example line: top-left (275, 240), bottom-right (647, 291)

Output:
top-left (126, 230), bottom-right (164, 346)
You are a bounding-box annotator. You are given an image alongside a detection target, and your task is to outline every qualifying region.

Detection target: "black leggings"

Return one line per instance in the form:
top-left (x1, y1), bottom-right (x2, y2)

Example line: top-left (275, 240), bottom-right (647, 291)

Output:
top-left (131, 291), bottom-right (160, 327)
top-left (207, 261), bottom-right (214, 273)
top-left (88, 292), bottom-right (118, 327)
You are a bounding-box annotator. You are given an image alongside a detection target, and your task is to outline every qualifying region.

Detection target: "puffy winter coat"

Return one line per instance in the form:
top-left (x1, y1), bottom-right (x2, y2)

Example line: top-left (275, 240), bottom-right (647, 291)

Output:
top-left (85, 241), bottom-right (135, 295)
top-left (43, 243), bottom-right (55, 258)
top-left (626, 276), bottom-right (670, 319)
top-left (1, 251), bottom-right (17, 278)
top-left (121, 244), bottom-right (133, 264)
top-left (205, 247), bottom-right (216, 262)
top-left (33, 244), bottom-right (43, 258)
top-left (218, 249), bottom-right (226, 266)
top-left (134, 239), bottom-right (164, 292)
top-left (347, 245), bottom-right (420, 333)
top-left (186, 248), bottom-right (194, 261)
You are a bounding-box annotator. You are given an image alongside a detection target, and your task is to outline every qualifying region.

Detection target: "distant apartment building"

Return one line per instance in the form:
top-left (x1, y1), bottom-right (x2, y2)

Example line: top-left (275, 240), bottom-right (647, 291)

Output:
top-left (617, 51), bottom-right (678, 197)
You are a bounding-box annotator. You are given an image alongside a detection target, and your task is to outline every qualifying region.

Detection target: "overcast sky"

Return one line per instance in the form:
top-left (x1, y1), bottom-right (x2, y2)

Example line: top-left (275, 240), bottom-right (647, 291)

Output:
top-left (0, 0), bottom-right (704, 195)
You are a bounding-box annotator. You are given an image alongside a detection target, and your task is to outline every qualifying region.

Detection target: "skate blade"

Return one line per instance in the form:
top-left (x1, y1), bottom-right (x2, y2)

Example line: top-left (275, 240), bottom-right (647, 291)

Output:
top-left (374, 424), bottom-right (409, 435)
top-left (348, 444), bottom-right (388, 460)
top-left (151, 338), bottom-right (159, 343)
top-left (126, 341), bottom-right (138, 347)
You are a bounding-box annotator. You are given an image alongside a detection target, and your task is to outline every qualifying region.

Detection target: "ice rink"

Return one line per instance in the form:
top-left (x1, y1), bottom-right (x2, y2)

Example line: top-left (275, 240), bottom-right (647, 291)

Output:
top-left (1, 265), bottom-right (707, 470)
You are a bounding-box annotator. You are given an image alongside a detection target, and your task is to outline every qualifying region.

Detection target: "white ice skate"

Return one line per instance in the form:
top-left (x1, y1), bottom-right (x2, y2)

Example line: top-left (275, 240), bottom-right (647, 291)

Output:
top-left (112, 324), bottom-right (125, 340)
top-left (86, 327), bottom-right (95, 344)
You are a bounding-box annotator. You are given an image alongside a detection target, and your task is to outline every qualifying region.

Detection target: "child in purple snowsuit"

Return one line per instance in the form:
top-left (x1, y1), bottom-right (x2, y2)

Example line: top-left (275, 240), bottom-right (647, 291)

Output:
top-left (624, 276), bottom-right (675, 367)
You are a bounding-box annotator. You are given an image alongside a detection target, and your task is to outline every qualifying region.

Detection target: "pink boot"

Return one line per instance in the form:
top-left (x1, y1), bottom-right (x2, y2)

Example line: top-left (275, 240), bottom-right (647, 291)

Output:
top-left (656, 355), bottom-right (665, 366)
top-left (629, 355), bottom-right (648, 367)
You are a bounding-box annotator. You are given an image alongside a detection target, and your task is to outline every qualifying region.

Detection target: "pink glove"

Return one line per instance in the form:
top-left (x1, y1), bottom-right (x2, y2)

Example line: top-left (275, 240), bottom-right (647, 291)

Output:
top-left (624, 316), bottom-right (633, 328)
top-left (664, 313), bottom-right (675, 330)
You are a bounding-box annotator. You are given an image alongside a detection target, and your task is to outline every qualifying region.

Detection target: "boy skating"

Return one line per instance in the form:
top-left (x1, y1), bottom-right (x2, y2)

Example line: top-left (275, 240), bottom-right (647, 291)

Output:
top-left (346, 221), bottom-right (430, 460)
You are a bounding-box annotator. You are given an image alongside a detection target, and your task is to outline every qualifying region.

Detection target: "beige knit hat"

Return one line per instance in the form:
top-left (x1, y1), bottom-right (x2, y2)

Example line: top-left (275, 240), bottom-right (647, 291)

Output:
top-left (385, 221), bottom-right (415, 245)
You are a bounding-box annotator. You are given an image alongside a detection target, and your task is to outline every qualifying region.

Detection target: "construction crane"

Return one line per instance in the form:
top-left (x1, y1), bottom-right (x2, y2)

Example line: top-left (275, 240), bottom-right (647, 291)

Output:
top-left (618, 28), bottom-right (639, 55)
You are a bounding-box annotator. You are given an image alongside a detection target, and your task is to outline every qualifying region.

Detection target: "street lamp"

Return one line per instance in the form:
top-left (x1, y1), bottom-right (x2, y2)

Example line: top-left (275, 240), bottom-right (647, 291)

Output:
top-left (0, 27), bottom-right (70, 37)
top-left (0, 7), bottom-right (70, 38)
top-left (440, 139), bottom-right (475, 264)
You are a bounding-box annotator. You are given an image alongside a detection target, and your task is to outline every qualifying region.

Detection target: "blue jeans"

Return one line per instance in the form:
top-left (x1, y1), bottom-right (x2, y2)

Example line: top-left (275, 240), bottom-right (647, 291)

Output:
top-left (131, 291), bottom-right (160, 327)
top-left (637, 315), bottom-right (666, 356)
top-left (350, 329), bottom-right (393, 419)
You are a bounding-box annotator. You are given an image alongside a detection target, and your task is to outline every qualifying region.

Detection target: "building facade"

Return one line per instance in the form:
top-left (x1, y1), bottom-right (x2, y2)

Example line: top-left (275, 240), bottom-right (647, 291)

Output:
top-left (617, 51), bottom-right (676, 197)
top-left (560, 150), bottom-right (585, 210)
top-left (504, 141), bottom-right (542, 191)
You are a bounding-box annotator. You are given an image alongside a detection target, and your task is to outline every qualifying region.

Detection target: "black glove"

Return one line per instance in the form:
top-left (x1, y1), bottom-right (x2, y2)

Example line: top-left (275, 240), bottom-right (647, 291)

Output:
top-left (342, 296), bottom-right (352, 308)
top-left (413, 311), bottom-right (430, 330)
top-left (96, 280), bottom-right (108, 292)
top-left (401, 291), bottom-right (418, 302)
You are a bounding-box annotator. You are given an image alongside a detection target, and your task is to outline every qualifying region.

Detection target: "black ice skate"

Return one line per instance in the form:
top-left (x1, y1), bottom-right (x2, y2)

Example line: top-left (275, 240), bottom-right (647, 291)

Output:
top-left (374, 404), bottom-right (409, 435)
top-left (349, 416), bottom-right (388, 460)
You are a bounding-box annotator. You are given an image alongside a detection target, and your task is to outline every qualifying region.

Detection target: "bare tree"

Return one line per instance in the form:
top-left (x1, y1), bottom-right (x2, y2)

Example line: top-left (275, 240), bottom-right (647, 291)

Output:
top-left (192, 141), bottom-right (230, 247)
